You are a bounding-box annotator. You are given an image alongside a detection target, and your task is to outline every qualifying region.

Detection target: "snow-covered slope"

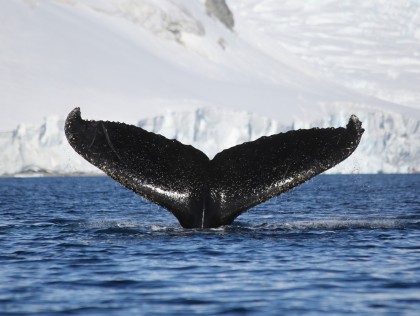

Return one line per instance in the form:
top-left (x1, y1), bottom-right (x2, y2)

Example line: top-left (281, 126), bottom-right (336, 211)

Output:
top-left (230, 0), bottom-right (420, 110)
top-left (1, 0), bottom-right (419, 175)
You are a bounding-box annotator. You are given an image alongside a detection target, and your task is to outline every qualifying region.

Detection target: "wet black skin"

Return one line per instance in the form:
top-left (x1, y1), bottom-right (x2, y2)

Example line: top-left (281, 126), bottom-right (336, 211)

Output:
top-left (65, 108), bottom-right (364, 228)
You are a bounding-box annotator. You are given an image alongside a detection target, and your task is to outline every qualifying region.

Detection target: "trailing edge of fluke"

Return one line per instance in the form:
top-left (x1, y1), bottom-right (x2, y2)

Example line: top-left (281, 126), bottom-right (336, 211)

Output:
top-left (65, 107), bottom-right (364, 228)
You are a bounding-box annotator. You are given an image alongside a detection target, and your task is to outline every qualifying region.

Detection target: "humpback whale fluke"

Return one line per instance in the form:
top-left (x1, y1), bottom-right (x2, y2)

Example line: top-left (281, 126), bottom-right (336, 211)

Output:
top-left (65, 108), bottom-right (364, 228)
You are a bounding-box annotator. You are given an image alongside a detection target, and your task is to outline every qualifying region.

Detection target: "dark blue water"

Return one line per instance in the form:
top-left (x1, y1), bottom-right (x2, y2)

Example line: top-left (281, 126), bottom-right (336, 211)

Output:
top-left (0, 175), bottom-right (419, 315)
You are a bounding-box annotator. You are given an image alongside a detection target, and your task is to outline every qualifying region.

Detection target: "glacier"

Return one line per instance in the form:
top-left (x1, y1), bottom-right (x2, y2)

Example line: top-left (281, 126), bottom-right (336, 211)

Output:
top-left (1, 0), bottom-right (419, 176)
top-left (1, 107), bottom-right (418, 176)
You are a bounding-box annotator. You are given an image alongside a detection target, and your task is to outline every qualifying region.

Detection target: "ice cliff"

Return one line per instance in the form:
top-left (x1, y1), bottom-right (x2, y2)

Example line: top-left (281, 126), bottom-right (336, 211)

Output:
top-left (1, 107), bottom-right (418, 176)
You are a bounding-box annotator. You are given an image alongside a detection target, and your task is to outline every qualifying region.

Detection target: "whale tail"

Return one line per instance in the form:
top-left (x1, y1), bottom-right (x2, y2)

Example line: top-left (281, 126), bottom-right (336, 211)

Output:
top-left (65, 108), bottom-right (364, 228)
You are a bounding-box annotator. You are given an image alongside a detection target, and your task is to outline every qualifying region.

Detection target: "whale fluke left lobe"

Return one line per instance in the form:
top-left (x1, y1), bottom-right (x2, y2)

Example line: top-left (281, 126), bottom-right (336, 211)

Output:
top-left (65, 107), bottom-right (210, 228)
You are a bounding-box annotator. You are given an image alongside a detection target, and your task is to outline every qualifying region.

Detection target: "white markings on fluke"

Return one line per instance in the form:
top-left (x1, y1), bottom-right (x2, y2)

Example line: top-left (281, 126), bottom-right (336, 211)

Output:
top-left (142, 184), bottom-right (189, 201)
top-left (201, 200), bottom-right (205, 228)
top-left (101, 123), bottom-right (121, 160)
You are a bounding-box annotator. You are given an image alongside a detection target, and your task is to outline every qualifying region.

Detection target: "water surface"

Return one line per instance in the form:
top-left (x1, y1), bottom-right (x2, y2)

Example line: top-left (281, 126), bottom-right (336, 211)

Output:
top-left (0, 175), bottom-right (419, 315)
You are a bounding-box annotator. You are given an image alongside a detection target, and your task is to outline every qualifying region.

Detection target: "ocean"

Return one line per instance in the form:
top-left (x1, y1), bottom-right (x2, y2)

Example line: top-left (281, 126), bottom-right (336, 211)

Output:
top-left (0, 174), bottom-right (419, 315)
